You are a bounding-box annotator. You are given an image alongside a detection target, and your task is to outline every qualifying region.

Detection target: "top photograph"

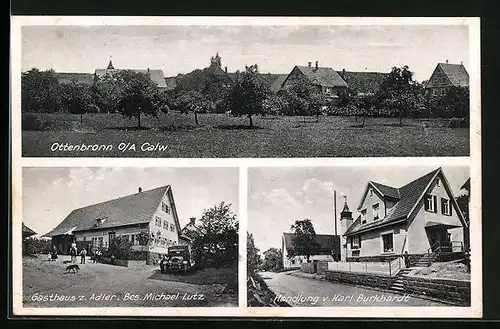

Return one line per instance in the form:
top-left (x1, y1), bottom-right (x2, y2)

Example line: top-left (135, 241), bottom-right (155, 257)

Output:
top-left (16, 18), bottom-right (477, 158)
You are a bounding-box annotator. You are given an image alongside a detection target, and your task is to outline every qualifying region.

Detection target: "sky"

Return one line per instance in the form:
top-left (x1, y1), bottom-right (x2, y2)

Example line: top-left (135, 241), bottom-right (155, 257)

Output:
top-left (248, 165), bottom-right (470, 252)
top-left (22, 167), bottom-right (239, 237)
top-left (21, 24), bottom-right (469, 81)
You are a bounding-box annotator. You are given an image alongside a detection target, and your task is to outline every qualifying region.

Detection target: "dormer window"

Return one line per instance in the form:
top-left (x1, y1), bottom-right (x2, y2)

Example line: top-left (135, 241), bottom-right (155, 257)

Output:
top-left (94, 217), bottom-right (107, 227)
top-left (373, 203), bottom-right (380, 220)
top-left (361, 210), bottom-right (367, 224)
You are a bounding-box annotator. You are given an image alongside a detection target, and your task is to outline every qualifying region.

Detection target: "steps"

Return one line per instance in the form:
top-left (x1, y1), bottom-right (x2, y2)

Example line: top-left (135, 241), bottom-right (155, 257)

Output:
top-left (411, 253), bottom-right (438, 267)
top-left (389, 268), bottom-right (411, 292)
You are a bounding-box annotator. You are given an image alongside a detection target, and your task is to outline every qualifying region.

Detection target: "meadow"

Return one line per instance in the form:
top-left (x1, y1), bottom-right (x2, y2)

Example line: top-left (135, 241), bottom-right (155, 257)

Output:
top-left (22, 112), bottom-right (469, 157)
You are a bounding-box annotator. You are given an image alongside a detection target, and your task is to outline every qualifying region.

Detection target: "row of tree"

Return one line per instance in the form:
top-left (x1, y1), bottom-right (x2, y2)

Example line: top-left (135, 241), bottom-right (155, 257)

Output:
top-left (22, 65), bottom-right (470, 129)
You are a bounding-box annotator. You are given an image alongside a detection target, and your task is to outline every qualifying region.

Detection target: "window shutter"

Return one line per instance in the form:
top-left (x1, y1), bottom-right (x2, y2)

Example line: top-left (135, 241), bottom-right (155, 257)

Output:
top-left (449, 201), bottom-right (453, 215)
top-left (424, 195), bottom-right (429, 211)
top-left (359, 235), bottom-right (361, 248)
top-left (441, 197), bottom-right (445, 214)
top-left (433, 195), bottom-right (437, 213)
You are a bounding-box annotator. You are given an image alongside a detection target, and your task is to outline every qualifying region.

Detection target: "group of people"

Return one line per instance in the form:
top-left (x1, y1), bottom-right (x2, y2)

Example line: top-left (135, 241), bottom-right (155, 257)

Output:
top-left (48, 241), bottom-right (103, 264)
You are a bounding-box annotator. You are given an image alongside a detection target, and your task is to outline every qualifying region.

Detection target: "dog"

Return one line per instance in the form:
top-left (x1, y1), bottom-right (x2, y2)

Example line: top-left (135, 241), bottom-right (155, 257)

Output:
top-left (66, 264), bottom-right (80, 273)
top-left (63, 260), bottom-right (72, 264)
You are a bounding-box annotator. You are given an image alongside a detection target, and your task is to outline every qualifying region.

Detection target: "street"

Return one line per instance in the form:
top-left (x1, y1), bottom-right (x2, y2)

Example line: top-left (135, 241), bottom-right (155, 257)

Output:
top-left (259, 271), bottom-right (448, 307)
top-left (23, 255), bottom-right (237, 307)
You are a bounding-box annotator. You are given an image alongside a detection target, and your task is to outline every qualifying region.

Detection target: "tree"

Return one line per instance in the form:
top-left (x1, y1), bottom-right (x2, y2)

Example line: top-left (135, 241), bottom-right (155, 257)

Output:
top-left (93, 73), bottom-right (127, 113)
top-left (114, 70), bottom-right (160, 128)
top-left (191, 202), bottom-right (238, 267)
top-left (247, 233), bottom-right (261, 274)
top-left (21, 68), bottom-right (62, 113)
top-left (289, 219), bottom-right (320, 262)
top-left (226, 64), bottom-right (269, 127)
top-left (375, 66), bottom-right (423, 125)
top-left (136, 231), bottom-right (150, 247)
top-left (262, 248), bottom-right (283, 272)
top-left (353, 94), bottom-right (374, 127)
top-left (173, 90), bottom-right (211, 125)
top-left (441, 86), bottom-right (470, 118)
top-left (60, 81), bottom-right (98, 123)
top-left (262, 93), bottom-right (289, 116)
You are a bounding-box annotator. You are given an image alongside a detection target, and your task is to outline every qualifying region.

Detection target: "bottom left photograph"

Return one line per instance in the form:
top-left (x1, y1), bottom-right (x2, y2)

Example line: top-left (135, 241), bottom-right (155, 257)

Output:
top-left (19, 167), bottom-right (239, 308)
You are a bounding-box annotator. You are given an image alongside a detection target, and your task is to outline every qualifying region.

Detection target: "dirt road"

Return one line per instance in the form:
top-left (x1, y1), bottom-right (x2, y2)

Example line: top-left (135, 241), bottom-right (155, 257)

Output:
top-left (259, 271), bottom-right (447, 307)
top-left (23, 255), bottom-right (237, 307)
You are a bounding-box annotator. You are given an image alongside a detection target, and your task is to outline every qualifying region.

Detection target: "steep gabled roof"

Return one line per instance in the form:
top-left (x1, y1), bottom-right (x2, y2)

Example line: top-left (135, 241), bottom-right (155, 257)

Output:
top-left (345, 168), bottom-right (443, 236)
top-left (337, 71), bottom-right (389, 95)
top-left (282, 232), bottom-right (340, 254)
top-left (293, 66), bottom-right (348, 88)
top-left (53, 72), bottom-right (95, 85)
top-left (270, 74), bottom-right (288, 93)
top-left (22, 223), bottom-right (37, 238)
top-left (95, 69), bottom-right (167, 88)
top-left (370, 181), bottom-right (400, 200)
top-left (425, 63), bottom-right (469, 88)
top-left (44, 185), bottom-right (171, 237)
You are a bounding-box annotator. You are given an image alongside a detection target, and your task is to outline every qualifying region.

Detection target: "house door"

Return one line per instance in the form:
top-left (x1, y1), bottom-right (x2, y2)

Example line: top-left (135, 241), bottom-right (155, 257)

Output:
top-left (426, 226), bottom-right (450, 251)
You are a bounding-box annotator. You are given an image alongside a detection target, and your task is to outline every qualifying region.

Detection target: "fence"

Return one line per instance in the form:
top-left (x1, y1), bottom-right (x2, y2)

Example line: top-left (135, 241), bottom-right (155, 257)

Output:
top-left (328, 256), bottom-right (404, 277)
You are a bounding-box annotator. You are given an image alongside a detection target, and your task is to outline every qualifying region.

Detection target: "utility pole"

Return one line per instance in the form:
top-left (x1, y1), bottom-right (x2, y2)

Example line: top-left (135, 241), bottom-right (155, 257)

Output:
top-left (334, 189), bottom-right (337, 236)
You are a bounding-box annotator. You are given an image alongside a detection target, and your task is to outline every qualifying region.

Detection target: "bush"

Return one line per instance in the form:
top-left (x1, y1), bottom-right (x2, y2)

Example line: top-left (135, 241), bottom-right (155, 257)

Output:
top-left (22, 113), bottom-right (45, 131)
top-left (129, 250), bottom-right (148, 260)
top-left (108, 236), bottom-right (133, 260)
top-left (23, 238), bottom-right (52, 255)
top-left (447, 117), bottom-right (469, 128)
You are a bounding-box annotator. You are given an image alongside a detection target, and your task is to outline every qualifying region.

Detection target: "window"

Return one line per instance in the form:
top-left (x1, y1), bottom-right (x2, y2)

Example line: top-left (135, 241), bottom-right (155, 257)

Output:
top-left (155, 216), bottom-right (162, 226)
top-left (436, 178), bottom-right (441, 187)
top-left (130, 234), bottom-right (135, 245)
top-left (351, 235), bottom-right (361, 249)
top-left (361, 210), bottom-right (367, 224)
top-left (369, 188), bottom-right (373, 197)
top-left (163, 221), bottom-right (168, 229)
top-left (170, 223), bottom-right (175, 232)
top-left (373, 203), bottom-right (380, 220)
top-left (162, 202), bottom-right (170, 214)
top-left (441, 198), bottom-right (452, 216)
top-left (83, 236), bottom-right (86, 241)
top-left (98, 237), bottom-right (103, 248)
top-left (381, 233), bottom-right (394, 253)
top-left (352, 250), bottom-right (360, 257)
top-left (424, 195), bottom-right (437, 213)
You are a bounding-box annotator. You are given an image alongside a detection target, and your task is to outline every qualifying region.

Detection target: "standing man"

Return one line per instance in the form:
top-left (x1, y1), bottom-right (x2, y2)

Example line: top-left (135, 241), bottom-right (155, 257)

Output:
top-left (80, 248), bottom-right (87, 264)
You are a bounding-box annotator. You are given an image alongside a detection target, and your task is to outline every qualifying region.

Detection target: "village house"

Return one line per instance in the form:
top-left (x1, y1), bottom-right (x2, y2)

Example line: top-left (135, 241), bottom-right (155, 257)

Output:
top-left (53, 59), bottom-right (168, 89)
top-left (278, 61), bottom-right (348, 97)
top-left (22, 223), bottom-right (37, 239)
top-left (336, 69), bottom-right (389, 96)
top-left (342, 168), bottom-right (468, 263)
top-left (43, 185), bottom-right (191, 264)
top-left (180, 217), bottom-right (205, 239)
top-left (424, 60), bottom-right (469, 97)
top-left (282, 232), bottom-right (340, 270)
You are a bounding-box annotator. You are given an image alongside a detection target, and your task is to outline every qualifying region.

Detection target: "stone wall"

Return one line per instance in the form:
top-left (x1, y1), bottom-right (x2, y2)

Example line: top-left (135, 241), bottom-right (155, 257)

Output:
top-left (325, 270), bottom-right (394, 290)
top-left (300, 262), bottom-right (315, 274)
top-left (402, 275), bottom-right (470, 306)
top-left (316, 262), bottom-right (328, 275)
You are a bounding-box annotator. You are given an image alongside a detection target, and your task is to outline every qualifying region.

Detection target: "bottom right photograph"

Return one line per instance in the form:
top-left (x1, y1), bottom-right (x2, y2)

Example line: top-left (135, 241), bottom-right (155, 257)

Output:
top-left (247, 165), bottom-right (472, 308)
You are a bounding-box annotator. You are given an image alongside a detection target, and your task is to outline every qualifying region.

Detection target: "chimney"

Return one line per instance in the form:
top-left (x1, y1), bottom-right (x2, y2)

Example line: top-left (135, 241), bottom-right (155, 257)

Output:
top-left (446, 59), bottom-right (449, 64)
top-left (189, 217), bottom-right (196, 225)
top-left (461, 61), bottom-right (463, 65)
top-left (341, 68), bottom-right (346, 79)
top-left (147, 68), bottom-right (150, 74)
top-left (138, 187), bottom-right (142, 193)
top-left (315, 61), bottom-right (318, 69)
top-left (308, 62), bottom-right (312, 68)
top-left (225, 66), bottom-right (228, 73)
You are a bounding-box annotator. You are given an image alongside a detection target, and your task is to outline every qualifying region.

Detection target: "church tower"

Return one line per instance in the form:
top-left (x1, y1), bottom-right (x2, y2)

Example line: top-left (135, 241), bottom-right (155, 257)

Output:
top-left (107, 56), bottom-right (115, 70)
top-left (210, 52), bottom-right (222, 69)
top-left (339, 196), bottom-right (353, 262)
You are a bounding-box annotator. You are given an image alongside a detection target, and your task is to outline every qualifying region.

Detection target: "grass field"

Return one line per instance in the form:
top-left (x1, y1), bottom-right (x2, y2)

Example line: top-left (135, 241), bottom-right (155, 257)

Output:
top-left (22, 255), bottom-right (238, 307)
top-left (22, 112), bottom-right (469, 157)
